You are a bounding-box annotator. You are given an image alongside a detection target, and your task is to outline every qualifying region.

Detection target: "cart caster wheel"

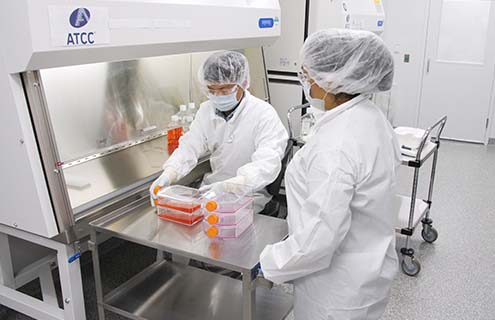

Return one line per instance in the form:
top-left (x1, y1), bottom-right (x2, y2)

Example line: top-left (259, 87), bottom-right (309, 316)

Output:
top-left (401, 258), bottom-right (421, 277)
top-left (421, 226), bottom-right (438, 243)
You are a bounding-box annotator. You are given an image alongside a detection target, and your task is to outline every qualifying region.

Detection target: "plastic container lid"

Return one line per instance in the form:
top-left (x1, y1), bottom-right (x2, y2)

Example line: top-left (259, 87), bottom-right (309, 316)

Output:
top-left (204, 194), bottom-right (252, 213)
top-left (157, 186), bottom-right (202, 213)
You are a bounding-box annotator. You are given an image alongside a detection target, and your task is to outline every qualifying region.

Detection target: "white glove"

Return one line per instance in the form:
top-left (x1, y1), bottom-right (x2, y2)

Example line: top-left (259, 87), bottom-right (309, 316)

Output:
top-left (149, 174), bottom-right (169, 207)
top-left (199, 181), bottom-right (225, 194)
top-left (199, 176), bottom-right (248, 196)
top-left (149, 168), bottom-right (179, 206)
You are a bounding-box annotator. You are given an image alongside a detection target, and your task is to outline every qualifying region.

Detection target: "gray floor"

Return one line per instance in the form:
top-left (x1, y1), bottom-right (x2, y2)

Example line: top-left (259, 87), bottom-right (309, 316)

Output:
top-left (1, 141), bottom-right (495, 320)
top-left (383, 141), bottom-right (495, 320)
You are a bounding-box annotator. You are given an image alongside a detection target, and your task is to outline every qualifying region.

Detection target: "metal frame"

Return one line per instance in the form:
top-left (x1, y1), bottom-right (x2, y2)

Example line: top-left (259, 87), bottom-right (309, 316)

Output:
top-left (88, 230), bottom-right (259, 320)
top-left (22, 71), bottom-right (75, 234)
top-left (88, 202), bottom-right (291, 320)
top-left (287, 102), bottom-right (310, 145)
top-left (0, 225), bottom-right (85, 320)
top-left (398, 116), bottom-right (447, 275)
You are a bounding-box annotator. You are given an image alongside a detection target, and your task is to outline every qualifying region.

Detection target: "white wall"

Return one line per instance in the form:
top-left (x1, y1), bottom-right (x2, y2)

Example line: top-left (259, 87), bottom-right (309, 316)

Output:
top-left (491, 78), bottom-right (495, 140)
top-left (381, 0), bottom-right (430, 128)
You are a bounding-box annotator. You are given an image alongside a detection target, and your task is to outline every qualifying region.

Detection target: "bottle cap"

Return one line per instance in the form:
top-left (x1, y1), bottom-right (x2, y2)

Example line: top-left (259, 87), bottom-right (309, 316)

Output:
top-left (153, 186), bottom-right (161, 195)
top-left (180, 105), bottom-right (187, 111)
top-left (205, 201), bottom-right (218, 212)
top-left (206, 226), bottom-right (219, 238)
top-left (207, 214), bottom-right (219, 225)
top-left (188, 102), bottom-right (196, 109)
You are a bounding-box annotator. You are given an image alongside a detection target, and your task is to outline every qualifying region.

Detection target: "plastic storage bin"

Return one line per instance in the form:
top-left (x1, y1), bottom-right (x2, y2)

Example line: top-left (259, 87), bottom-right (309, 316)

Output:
top-left (204, 211), bottom-right (254, 239)
top-left (205, 198), bottom-right (253, 226)
top-left (156, 186), bottom-right (203, 226)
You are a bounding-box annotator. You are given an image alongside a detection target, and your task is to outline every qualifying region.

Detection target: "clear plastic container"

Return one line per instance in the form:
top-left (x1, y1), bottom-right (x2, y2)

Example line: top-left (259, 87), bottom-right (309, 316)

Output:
top-left (157, 206), bottom-right (203, 226)
top-left (203, 211), bottom-right (253, 239)
top-left (205, 201), bottom-right (253, 226)
top-left (301, 112), bottom-right (316, 141)
top-left (203, 192), bottom-right (253, 214)
top-left (156, 186), bottom-right (203, 226)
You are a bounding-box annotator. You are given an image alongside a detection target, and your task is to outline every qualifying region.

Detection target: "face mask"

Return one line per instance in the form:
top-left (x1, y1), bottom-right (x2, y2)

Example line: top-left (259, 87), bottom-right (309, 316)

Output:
top-left (302, 79), bottom-right (328, 112)
top-left (208, 90), bottom-right (239, 112)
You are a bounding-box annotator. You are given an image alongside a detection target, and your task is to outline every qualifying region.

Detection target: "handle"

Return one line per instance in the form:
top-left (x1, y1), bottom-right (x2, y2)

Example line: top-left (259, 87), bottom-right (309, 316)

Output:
top-left (415, 115), bottom-right (448, 161)
top-left (426, 58), bottom-right (431, 73)
top-left (287, 103), bottom-right (310, 140)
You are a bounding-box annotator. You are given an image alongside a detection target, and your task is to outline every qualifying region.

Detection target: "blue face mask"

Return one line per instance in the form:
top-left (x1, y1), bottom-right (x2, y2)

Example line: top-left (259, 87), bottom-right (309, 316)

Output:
top-left (208, 91), bottom-right (239, 112)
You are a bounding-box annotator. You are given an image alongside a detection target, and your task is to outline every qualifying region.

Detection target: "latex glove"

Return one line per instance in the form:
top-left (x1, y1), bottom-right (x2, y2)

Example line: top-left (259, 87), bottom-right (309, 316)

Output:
top-left (254, 263), bottom-right (273, 289)
top-left (257, 263), bottom-right (264, 277)
top-left (199, 181), bottom-right (225, 195)
top-left (199, 176), bottom-right (248, 196)
top-left (149, 174), bottom-right (170, 207)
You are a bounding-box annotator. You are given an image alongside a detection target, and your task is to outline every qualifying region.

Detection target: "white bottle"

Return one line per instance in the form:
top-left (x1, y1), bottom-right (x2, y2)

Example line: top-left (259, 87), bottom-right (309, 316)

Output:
top-left (178, 104), bottom-right (188, 118)
top-left (169, 115), bottom-right (181, 130)
top-left (187, 102), bottom-right (197, 119)
top-left (300, 112), bottom-right (316, 141)
top-left (183, 115), bottom-right (194, 133)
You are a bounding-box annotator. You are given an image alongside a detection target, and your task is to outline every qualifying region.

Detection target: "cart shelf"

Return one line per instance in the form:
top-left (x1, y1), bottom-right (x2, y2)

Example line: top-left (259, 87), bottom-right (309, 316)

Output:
top-left (401, 141), bottom-right (438, 167)
top-left (396, 195), bottom-right (429, 235)
top-left (102, 260), bottom-right (292, 320)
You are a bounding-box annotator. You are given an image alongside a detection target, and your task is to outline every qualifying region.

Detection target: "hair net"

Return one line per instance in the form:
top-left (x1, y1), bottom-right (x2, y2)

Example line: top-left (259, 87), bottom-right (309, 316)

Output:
top-left (198, 51), bottom-right (250, 90)
top-left (301, 29), bottom-right (394, 95)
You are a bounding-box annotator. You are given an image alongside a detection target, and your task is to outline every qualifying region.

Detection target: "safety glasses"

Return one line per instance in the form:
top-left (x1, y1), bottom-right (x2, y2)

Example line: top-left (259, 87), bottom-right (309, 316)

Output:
top-left (206, 85), bottom-right (239, 96)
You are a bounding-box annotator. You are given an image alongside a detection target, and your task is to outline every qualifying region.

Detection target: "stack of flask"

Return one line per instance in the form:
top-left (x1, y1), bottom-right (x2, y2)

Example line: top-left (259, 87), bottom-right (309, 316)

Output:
top-left (154, 184), bottom-right (254, 239)
top-left (155, 185), bottom-right (204, 226)
top-left (202, 191), bottom-right (254, 239)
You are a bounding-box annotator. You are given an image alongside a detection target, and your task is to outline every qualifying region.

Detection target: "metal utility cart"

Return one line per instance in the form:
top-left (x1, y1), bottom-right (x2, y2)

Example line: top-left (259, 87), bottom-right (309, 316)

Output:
top-left (396, 116), bottom-right (447, 276)
top-left (89, 200), bottom-right (293, 320)
top-left (287, 104), bottom-right (448, 277)
top-left (287, 103), bottom-right (311, 147)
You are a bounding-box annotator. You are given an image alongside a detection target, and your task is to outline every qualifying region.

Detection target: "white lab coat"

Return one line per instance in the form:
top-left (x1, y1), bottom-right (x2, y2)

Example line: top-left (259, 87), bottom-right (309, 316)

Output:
top-left (163, 91), bottom-right (288, 212)
top-left (260, 95), bottom-right (401, 320)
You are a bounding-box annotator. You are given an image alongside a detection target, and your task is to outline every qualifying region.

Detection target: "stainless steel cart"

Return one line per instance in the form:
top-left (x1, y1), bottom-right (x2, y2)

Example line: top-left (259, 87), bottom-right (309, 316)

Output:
top-left (287, 104), bottom-right (448, 277)
top-left (395, 116), bottom-right (447, 276)
top-left (89, 199), bottom-right (293, 320)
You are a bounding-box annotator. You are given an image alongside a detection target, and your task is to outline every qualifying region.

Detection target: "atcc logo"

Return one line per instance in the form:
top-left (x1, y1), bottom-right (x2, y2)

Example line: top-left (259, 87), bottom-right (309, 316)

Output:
top-left (69, 8), bottom-right (91, 28)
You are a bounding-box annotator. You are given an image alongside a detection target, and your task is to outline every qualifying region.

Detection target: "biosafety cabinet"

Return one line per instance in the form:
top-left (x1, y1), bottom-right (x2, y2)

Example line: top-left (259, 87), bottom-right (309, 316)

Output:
top-left (263, 0), bottom-right (388, 137)
top-left (0, 1), bottom-right (280, 319)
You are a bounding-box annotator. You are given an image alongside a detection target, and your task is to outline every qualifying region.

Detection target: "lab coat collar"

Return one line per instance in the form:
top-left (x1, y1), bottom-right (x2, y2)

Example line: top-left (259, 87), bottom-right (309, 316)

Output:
top-left (313, 94), bottom-right (368, 133)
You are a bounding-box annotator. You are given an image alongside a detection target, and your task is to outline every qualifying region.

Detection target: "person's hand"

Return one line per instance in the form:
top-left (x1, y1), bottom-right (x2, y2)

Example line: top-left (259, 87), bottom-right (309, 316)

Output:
top-left (199, 181), bottom-right (225, 195)
top-left (199, 176), bottom-right (250, 196)
top-left (254, 263), bottom-right (273, 288)
top-left (149, 174), bottom-right (170, 206)
top-left (257, 264), bottom-right (264, 277)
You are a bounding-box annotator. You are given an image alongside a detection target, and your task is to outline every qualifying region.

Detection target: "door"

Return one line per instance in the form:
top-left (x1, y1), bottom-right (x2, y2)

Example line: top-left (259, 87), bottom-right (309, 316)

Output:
top-left (419, 0), bottom-right (495, 143)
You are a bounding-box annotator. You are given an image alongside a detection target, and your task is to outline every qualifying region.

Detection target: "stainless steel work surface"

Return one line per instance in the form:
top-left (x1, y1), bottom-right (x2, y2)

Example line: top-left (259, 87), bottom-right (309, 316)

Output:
top-left (103, 261), bottom-right (292, 320)
top-left (90, 203), bottom-right (288, 273)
